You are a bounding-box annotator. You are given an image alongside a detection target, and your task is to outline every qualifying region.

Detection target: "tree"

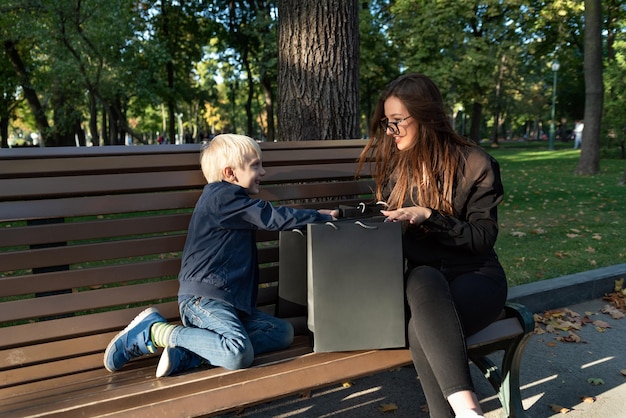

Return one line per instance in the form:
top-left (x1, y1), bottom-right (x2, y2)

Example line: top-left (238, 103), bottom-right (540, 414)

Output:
top-left (210, 0), bottom-right (278, 140)
top-left (575, 0), bottom-right (604, 175)
top-left (601, 0), bottom-right (626, 168)
top-left (276, 0), bottom-right (360, 140)
top-left (390, 0), bottom-right (532, 144)
top-left (0, 46), bottom-right (20, 148)
top-left (359, 1), bottom-right (401, 134)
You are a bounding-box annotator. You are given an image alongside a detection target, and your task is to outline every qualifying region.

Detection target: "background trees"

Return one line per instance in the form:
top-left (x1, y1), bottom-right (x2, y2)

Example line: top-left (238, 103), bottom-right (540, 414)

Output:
top-left (1, 0), bottom-right (624, 156)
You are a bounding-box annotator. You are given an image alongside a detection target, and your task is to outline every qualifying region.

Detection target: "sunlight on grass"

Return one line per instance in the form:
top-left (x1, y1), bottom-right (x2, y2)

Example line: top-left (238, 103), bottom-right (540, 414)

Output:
top-left (499, 149), bottom-right (582, 163)
top-left (487, 145), bottom-right (626, 286)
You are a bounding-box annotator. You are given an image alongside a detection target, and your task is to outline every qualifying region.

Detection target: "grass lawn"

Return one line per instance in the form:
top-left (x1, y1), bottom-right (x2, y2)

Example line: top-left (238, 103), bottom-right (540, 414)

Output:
top-left (487, 141), bottom-right (626, 286)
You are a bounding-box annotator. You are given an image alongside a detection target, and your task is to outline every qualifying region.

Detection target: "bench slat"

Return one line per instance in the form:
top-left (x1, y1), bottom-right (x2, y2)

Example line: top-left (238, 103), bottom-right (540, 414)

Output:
top-left (0, 281), bottom-right (179, 323)
top-left (0, 171), bottom-right (205, 201)
top-left (0, 153), bottom-right (200, 178)
top-left (0, 302), bottom-right (180, 348)
top-left (0, 337), bottom-right (313, 414)
top-left (1, 213), bottom-right (192, 247)
top-left (0, 234), bottom-right (186, 271)
top-left (0, 260), bottom-right (181, 298)
top-left (0, 347), bottom-right (412, 418)
top-left (0, 190), bottom-right (202, 222)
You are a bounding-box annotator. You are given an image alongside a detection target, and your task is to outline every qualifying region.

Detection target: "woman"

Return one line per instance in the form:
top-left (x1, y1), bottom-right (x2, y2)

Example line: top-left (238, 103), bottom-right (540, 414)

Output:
top-left (357, 73), bottom-right (507, 418)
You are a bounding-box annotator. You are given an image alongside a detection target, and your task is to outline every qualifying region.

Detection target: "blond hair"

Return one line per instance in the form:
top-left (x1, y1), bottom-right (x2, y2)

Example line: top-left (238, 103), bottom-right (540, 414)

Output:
top-left (200, 134), bottom-right (262, 183)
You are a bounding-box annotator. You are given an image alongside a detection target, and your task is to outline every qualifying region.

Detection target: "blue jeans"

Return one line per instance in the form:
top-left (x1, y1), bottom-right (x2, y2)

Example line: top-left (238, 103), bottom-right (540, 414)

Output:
top-left (170, 297), bottom-right (294, 370)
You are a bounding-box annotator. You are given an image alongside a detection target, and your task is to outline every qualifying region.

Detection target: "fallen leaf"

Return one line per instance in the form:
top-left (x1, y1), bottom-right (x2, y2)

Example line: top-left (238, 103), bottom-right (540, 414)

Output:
top-left (341, 381), bottom-right (353, 388)
top-left (299, 390), bottom-right (311, 399)
top-left (615, 278), bottom-right (624, 292)
top-left (592, 320), bottom-right (611, 329)
top-left (587, 378), bottom-right (605, 386)
top-left (549, 403), bottom-right (571, 413)
top-left (379, 403), bottom-right (398, 413)
top-left (556, 332), bottom-right (582, 343)
top-left (601, 305), bottom-right (625, 320)
top-left (564, 308), bottom-right (580, 317)
top-left (580, 396), bottom-right (596, 404)
top-left (620, 369), bottom-right (626, 377)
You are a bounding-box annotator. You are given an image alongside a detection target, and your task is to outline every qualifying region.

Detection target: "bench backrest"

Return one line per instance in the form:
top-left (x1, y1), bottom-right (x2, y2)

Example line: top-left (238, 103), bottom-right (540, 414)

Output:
top-left (0, 140), bottom-right (373, 391)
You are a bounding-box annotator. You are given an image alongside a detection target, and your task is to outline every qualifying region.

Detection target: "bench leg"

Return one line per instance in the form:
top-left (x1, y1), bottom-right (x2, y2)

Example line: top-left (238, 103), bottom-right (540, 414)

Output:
top-left (472, 335), bottom-right (530, 418)
top-left (498, 334), bottom-right (532, 417)
top-left (469, 304), bottom-right (535, 417)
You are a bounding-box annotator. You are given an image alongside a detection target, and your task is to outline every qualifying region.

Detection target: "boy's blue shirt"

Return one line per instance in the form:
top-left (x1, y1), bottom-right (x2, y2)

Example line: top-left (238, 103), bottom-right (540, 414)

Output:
top-left (178, 181), bottom-right (332, 314)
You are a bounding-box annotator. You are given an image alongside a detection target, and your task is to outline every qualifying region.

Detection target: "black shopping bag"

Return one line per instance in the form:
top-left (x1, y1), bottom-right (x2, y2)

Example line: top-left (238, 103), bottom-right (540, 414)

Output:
top-left (276, 204), bottom-right (387, 319)
top-left (277, 229), bottom-right (308, 319)
top-left (306, 219), bottom-right (405, 352)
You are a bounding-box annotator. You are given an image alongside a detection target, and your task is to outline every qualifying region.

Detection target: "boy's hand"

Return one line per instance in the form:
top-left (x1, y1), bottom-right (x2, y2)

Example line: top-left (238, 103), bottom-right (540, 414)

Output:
top-left (318, 209), bottom-right (339, 220)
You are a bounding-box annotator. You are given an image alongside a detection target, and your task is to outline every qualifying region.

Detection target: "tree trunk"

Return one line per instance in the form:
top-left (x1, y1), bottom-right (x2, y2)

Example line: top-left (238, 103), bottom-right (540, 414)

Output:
top-left (575, 0), bottom-right (603, 175)
top-left (4, 40), bottom-right (51, 144)
top-left (88, 92), bottom-right (99, 146)
top-left (167, 61), bottom-right (176, 143)
top-left (491, 54), bottom-right (507, 146)
top-left (101, 104), bottom-right (107, 146)
top-left (277, 0), bottom-right (360, 141)
top-left (0, 114), bottom-right (8, 148)
top-left (50, 85), bottom-right (79, 147)
top-left (261, 73), bottom-right (275, 142)
top-left (243, 50), bottom-right (254, 137)
top-left (469, 102), bottom-right (482, 144)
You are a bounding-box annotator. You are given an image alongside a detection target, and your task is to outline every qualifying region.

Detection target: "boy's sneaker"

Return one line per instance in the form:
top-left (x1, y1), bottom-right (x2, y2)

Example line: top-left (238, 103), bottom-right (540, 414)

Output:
top-left (104, 307), bottom-right (166, 372)
top-left (156, 346), bottom-right (204, 378)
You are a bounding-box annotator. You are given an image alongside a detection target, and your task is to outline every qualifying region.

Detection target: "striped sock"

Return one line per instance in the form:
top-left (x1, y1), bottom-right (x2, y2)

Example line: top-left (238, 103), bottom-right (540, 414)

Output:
top-left (151, 322), bottom-right (177, 348)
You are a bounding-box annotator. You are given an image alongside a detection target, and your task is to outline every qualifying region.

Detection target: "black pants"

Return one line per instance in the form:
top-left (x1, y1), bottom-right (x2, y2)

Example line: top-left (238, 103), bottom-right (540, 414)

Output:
top-left (405, 261), bottom-right (507, 417)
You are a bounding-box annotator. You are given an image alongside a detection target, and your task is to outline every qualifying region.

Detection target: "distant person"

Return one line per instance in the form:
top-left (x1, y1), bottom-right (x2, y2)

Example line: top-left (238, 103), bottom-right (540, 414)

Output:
top-left (573, 120), bottom-right (584, 149)
top-left (104, 134), bottom-right (338, 378)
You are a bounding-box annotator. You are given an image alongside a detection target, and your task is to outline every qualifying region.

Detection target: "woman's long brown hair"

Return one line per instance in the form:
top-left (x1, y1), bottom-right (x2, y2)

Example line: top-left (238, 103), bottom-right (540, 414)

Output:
top-left (356, 73), bottom-right (474, 216)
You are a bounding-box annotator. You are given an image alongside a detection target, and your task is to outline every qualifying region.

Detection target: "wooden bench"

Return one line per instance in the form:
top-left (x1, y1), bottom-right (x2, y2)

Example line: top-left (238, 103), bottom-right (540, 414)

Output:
top-left (0, 140), bottom-right (535, 418)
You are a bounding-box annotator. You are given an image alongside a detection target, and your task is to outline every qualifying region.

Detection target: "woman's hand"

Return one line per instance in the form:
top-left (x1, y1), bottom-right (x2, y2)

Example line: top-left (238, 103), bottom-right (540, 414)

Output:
top-left (381, 206), bottom-right (432, 225)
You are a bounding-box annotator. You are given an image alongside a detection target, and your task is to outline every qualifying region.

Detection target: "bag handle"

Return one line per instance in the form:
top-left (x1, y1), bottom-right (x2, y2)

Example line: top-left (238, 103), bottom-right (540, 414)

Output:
top-left (323, 220), bottom-right (378, 230)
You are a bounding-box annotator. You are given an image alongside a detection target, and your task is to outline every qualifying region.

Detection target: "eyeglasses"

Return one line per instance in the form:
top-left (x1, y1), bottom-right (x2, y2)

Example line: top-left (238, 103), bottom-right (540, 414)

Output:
top-left (380, 116), bottom-right (412, 135)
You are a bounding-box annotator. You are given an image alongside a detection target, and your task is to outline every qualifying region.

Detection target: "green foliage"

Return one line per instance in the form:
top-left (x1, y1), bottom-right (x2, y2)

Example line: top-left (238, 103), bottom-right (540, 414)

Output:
top-left (359, 1), bottom-right (402, 131)
top-left (1, 0), bottom-right (625, 147)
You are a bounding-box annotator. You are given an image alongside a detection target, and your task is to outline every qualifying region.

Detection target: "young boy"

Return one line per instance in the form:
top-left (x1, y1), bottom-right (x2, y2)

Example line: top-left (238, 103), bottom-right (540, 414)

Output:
top-left (104, 134), bottom-right (337, 377)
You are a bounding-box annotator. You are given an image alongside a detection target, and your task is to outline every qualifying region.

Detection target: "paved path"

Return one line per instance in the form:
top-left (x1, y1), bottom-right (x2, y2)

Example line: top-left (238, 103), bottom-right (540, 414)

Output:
top-left (221, 297), bottom-right (626, 418)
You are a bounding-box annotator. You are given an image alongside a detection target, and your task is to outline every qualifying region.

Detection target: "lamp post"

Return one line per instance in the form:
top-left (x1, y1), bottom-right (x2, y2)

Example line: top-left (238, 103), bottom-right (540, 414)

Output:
top-left (549, 60), bottom-right (560, 150)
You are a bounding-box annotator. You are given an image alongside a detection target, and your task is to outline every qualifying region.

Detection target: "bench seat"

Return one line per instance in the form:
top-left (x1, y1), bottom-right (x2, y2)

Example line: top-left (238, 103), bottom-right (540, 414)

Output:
top-left (0, 140), bottom-right (534, 417)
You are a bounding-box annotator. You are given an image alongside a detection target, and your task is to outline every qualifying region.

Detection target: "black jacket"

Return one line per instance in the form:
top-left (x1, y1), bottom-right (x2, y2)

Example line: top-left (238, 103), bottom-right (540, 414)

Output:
top-left (400, 147), bottom-right (505, 273)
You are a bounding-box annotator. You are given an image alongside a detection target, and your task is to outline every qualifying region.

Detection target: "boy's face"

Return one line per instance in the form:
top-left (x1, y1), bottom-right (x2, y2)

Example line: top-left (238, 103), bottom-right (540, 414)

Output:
top-left (230, 153), bottom-right (265, 194)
